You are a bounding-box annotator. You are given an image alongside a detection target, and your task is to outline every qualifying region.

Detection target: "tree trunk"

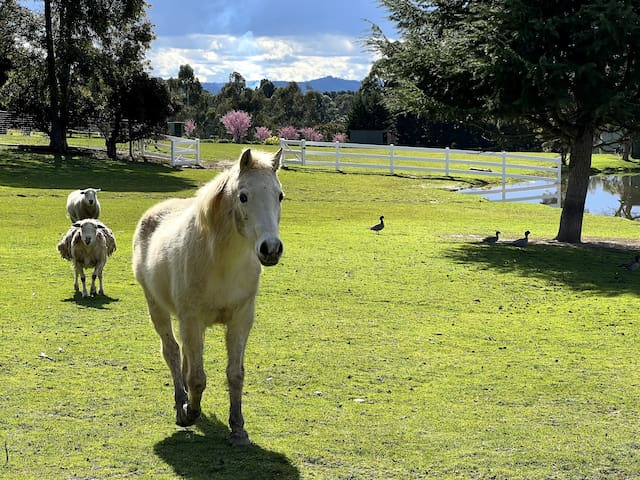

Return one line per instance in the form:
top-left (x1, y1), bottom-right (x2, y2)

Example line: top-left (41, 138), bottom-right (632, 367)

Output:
top-left (44, 0), bottom-right (67, 153)
top-left (106, 137), bottom-right (117, 159)
top-left (622, 137), bottom-right (632, 161)
top-left (556, 128), bottom-right (594, 243)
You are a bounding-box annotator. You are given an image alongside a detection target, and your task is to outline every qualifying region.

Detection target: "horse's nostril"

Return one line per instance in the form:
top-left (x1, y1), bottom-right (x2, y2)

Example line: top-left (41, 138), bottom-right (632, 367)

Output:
top-left (259, 239), bottom-right (283, 258)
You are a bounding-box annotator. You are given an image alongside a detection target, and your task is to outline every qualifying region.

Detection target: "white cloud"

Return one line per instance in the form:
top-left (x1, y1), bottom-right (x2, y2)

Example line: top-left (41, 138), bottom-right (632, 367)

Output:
top-left (147, 32), bottom-right (376, 82)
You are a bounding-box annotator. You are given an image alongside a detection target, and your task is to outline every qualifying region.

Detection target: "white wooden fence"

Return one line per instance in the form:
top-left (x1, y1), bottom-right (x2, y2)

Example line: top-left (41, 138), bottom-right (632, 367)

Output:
top-left (279, 139), bottom-right (562, 187)
top-left (143, 135), bottom-right (200, 167)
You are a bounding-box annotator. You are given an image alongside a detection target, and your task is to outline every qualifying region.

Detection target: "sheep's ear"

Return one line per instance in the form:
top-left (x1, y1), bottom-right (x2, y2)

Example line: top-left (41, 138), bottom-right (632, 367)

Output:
top-left (73, 222), bottom-right (81, 227)
top-left (80, 190), bottom-right (86, 195)
top-left (271, 148), bottom-right (283, 172)
top-left (95, 188), bottom-right (101, 192)
top-left (239, 149), bottom-right (252, 171)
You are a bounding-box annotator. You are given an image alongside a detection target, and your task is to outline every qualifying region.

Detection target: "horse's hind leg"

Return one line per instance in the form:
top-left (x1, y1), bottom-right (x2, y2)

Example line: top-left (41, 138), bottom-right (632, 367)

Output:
top-left (147, 297), bottom-right (188, 425)
top-left (225, 303), bottom-right (255, 446)
top-left (178, 319), bottom-right (206, 426)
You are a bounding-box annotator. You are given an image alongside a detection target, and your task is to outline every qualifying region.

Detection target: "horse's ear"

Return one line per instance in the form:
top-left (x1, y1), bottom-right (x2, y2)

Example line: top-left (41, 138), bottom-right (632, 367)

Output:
top-left (271, 148), bottom-right (283, 172)
top-left (239, 149), bottom-right (252, 171)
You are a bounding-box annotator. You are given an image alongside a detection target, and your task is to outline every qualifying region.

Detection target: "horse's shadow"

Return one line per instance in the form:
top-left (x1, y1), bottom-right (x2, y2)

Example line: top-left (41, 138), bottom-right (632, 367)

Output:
top-left (154, 414), bottom-right (300, 480)
top-left (62, 293), bottom-right (119, 309)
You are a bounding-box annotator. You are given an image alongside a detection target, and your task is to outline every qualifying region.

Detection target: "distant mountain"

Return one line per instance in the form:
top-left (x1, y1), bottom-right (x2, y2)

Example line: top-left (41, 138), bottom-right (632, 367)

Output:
top-left (201, 76), bottom-right (361, 94)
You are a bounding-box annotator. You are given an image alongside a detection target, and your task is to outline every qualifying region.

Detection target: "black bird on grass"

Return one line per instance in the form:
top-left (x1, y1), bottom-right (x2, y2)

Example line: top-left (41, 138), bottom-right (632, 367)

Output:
top-left (619, 255), bottom-right (640, 271)
top-left (511, 230), bottom-right (530, 247)
top-left (370, 215), bottom-right (384, 234)
top-left (482, 231), bottom-right (500, 244)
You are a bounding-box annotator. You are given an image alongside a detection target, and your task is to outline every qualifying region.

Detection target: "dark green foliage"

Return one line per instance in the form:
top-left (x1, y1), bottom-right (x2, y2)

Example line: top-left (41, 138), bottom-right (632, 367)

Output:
top-left (372, 0), bottom-right (640, 242)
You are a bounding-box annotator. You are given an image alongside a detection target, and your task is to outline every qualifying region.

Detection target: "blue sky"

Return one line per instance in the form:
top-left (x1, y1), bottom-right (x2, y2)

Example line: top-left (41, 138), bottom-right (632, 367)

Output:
top-left (145, 0), bottom-right (397, 83)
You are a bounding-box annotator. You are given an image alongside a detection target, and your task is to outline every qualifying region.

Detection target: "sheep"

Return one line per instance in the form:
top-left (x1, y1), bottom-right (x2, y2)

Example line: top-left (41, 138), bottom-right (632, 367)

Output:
top-left (66, 188), bottom-right (101, 222)
top-left (57, 219), bottom-right (117, 297)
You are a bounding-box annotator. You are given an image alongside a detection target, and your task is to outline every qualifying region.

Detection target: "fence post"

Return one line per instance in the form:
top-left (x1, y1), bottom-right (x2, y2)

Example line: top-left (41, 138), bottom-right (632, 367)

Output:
top-left (389, 144), bottom-right (395, 174)
top-left (556, 155), bottom-right (562, 184)
top-left (171, 138), bottom-right (176, 167)
top-left (445, 147), bottom-right (450, 177)
top-left (196, 138), bottom-right (201, 165)
top-left (301, 139), bottom-right (306, 166)
top-left (335, 140), bottom-right (340, 171)
top-left (501, 151), bottom-right (507, 187)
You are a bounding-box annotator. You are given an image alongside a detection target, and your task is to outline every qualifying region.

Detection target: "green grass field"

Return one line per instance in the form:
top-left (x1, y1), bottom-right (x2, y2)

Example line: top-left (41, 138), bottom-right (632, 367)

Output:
top-left (0, 145), bottom-right (639, 479)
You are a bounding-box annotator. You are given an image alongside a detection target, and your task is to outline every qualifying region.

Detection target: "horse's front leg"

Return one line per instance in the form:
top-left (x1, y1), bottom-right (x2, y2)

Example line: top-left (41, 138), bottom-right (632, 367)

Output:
top-left (147, 297), bottom-right (188, 425)
top-left (225, 302), bottom-right (255, 446)
top-left (179, 318), bottom-right (206, 426)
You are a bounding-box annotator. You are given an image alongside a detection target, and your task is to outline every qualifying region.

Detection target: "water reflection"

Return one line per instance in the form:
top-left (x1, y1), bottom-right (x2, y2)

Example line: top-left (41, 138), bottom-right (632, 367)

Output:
top-left (459, 174), bottom-right (640, 220)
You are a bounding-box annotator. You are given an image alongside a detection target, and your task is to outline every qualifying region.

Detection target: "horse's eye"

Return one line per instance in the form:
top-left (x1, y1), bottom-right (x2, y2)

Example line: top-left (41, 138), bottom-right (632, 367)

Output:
top-left (239, 192), bottom-right (248, 203)
top-left (279, 192), bottom-right (284, 202)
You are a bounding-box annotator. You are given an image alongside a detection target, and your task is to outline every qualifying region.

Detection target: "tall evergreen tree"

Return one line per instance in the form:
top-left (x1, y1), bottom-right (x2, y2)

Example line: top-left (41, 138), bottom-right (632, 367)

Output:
top-left (371, 0), bottom-right (640, 243)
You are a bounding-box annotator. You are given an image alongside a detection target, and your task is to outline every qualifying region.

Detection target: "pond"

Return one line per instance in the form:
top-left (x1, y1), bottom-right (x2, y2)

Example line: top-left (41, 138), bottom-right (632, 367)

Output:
top-left (459, 174), bottom-right (640, 220)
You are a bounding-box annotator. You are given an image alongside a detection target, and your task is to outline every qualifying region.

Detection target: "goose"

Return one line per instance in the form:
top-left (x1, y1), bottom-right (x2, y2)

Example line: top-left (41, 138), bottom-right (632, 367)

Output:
top-left (619, 255), bottom-right (640, 271)
top-left (511, 230), bottom-right (530, 247)
top-left (482, 231), bottom-right (500, 243)
top-left (370, 215), bottom-right (384, 234)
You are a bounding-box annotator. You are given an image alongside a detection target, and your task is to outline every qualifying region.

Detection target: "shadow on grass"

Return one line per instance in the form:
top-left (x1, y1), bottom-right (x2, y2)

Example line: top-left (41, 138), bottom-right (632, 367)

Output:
top-left (154, 414), bottom-right (299, 480)
top-left (0, 148), bottom-right (199, 192)
top-left (442, 240), bottom-right (640, 297)
top-left (62, 293), bottom-right (120, 309)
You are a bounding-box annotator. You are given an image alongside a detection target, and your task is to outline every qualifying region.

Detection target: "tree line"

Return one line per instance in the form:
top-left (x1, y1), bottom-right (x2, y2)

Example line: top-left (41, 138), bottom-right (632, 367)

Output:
top-left (0, 0), bottom-right (538, 159)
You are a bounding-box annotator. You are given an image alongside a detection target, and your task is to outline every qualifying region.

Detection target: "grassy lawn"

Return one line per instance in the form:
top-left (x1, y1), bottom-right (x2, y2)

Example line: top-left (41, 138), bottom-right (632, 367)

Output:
top-left (0, 145), bottom-right (639, 479)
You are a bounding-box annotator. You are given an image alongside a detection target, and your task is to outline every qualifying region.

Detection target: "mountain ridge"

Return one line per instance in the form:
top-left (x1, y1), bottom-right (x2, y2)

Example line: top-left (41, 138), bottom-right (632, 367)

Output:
top-left (201, 75), bottom-right (361, 94)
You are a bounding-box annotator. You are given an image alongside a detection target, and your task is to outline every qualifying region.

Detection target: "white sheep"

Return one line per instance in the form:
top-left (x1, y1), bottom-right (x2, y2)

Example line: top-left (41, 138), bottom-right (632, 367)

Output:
top-left (57, 219), bottom-right (117, 297)
top-left (66, 188), bottom-right (101, 222)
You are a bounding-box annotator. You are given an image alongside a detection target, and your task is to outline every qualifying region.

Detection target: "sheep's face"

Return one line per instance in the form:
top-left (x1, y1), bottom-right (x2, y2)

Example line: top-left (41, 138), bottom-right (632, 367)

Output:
top-left (82, 189), bottom-right (100, 206)
top-left (76, 221), bottom-right (99, 245)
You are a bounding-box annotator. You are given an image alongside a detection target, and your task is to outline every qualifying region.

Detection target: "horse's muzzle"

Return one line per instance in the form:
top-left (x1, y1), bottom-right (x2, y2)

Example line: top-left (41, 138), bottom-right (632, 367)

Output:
top-left (258, 237), bottom-right (283, 266)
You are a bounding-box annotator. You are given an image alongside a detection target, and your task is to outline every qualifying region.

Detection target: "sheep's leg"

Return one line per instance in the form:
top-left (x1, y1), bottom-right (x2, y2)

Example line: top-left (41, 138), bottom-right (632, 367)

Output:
top-left (178, 318), bottom-right (205, 427)
top-left (75, 264), bottom-right (88, 297)
top-left (92, 261), bottom-right (105, 296)
top-left (147, 296), bottom-right (188, 424)
top-left (225, 301), bottom-right (255, 446)
top-left (90, 272), bottom-right (97, 296)
top-left (73, 268), bottom-right (80, 294)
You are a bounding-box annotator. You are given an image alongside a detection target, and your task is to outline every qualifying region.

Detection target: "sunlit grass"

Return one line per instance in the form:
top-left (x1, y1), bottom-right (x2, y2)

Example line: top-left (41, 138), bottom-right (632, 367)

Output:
top-left (0, 146), bottom-right (639, 479)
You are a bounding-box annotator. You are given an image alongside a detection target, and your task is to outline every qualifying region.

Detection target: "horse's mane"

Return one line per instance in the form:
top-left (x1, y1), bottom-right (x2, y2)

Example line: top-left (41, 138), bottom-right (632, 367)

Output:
top-left (194, 149), bottom-right (278, 237)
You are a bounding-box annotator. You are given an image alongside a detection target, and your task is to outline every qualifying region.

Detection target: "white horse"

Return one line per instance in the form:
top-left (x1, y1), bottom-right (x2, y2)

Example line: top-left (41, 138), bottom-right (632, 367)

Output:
top-left (132, 148), bottom-right (284, 446)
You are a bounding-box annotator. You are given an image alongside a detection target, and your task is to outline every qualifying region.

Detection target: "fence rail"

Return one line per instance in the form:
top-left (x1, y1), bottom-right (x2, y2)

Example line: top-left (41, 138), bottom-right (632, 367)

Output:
top-left (279, 138), bottom-right (562, 187)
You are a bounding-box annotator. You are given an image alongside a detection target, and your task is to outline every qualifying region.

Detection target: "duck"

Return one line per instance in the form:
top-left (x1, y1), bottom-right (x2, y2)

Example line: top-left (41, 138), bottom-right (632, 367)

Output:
top-left (370, 215), bottom-right (384, 234)
top-left (482, 231), bottom-right (500, 243)
top-left (511, 230), bottom-right (530, 247)
top-left (619, 255), bottom-right (640, 271)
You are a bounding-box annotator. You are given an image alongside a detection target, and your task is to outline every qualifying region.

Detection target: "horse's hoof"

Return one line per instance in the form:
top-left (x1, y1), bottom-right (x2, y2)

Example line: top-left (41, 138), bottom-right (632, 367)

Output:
top-left (229, 430), bottom-right (250, 446)
top-left (175, 403), bottom-right (200, 427)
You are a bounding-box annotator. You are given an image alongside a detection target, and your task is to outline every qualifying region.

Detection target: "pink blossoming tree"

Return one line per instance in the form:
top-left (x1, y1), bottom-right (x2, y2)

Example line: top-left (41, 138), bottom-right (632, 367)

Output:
top-left (277, 126), bottom-right (299, 140)
top-left (221, 110), bottom-right (252, 143)
top-left (254, 126), bottom-right (272, 142)
top-left (184, 119), bottom-right (197, 137)
top-left (298, 127), bottom-right (324, 142)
